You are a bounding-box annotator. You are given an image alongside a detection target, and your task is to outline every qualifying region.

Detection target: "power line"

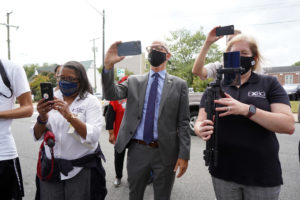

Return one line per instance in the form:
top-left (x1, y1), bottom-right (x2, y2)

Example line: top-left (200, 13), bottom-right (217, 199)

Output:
top-left (240, 19), bottom-right (300, 26)
top-left (233, 0), bottom-right (300, 12)
top-left (197, 0), bottom-right (300, 16)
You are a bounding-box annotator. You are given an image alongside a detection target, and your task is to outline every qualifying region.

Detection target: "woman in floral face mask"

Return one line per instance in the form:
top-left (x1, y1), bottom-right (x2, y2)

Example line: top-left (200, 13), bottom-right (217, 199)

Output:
top-left (195, 35), bottom-right (295, 200)
top-left (32, 61), bottom-right (107, 200)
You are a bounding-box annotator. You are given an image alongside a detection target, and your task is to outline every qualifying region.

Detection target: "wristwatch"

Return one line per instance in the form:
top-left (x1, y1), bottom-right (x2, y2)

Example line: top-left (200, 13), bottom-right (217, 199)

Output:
top-left (246, 104), bottom-right (256, 118)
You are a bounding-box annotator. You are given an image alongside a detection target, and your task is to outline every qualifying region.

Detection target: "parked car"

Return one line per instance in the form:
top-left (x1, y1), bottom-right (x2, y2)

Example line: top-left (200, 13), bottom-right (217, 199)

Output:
top-left (188, 92), bottom-right (203, 136)
top-left (188, 87), bottom-right (194, 93)
top-left (101, 91), bottom-right (203, 136)
top-left (283, 84), bottom-right (300, 101)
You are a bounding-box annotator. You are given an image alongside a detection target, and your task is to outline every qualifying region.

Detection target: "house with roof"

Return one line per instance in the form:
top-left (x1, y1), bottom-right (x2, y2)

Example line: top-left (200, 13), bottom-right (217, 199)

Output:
top-left (263, 66), bottom-right (300, 85)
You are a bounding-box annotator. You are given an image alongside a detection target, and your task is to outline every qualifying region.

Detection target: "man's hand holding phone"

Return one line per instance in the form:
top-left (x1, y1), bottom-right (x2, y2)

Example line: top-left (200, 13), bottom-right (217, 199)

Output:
top-left (104, 41), bottom-right (125, 70)
top-left (104, 41), bottom-right (142, 70)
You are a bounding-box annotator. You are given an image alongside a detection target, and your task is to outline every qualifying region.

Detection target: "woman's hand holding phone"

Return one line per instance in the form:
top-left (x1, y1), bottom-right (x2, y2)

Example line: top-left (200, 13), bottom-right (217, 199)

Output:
top-left (205, 26), bottom-right (224, 45)
top-left (36, 98), bottom-right (53, 122)
top-left (51, 99), bottom-right (73, 121)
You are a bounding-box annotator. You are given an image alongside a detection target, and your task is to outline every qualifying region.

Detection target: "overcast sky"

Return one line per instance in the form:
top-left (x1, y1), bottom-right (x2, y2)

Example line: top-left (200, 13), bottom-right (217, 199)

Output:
top-left (1, 0), bottom-right (300, 68)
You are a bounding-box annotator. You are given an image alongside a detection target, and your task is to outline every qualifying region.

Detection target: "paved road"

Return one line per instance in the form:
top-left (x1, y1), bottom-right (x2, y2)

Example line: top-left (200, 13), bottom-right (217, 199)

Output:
top-left (12, 113), bottom-right (300, 200)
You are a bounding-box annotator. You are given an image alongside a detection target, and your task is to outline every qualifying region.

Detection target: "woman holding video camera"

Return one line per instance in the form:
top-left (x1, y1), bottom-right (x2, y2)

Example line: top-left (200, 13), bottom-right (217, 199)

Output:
top-left (194, 35), bottom-right (295, 200)
top-left (32, 61), bottom-right (106, 200)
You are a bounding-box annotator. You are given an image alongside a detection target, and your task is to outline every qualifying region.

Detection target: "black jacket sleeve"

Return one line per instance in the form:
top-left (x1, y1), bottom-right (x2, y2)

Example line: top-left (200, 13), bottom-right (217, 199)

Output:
top-left (105, 104), bottom-right (116, 130)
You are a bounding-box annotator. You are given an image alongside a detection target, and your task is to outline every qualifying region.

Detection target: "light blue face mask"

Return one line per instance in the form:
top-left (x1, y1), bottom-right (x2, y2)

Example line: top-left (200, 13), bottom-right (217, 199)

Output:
top-left (59, 80), bottom-right (78, 96)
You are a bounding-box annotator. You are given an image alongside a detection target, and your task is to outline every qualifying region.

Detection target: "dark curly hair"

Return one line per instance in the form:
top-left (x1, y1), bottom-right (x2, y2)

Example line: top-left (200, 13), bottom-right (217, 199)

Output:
top-left (62, 61), bottom-right (93, 99)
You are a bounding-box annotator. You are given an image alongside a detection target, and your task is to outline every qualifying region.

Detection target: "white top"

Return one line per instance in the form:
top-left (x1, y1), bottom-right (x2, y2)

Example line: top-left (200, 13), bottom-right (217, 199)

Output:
top-left (204, 61), bottom-right (223, 79)
top-left (31, 90), bottom-right (103, 180)
top-left (0, 59), bottom-right (30, 160)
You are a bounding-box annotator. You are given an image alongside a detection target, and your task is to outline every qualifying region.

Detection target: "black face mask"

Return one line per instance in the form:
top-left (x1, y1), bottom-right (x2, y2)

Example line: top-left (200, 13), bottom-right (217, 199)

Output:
top-left (240, 56), bottom-right (255, 75)
top-left (148, 50), bottom-right (166, 67)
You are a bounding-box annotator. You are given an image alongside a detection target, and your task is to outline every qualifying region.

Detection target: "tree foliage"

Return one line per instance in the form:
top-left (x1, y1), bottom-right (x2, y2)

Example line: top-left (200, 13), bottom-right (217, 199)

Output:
top-left (25, 62), bottom-right (57, 101)
top-left (292, 61), bottom-right (300, 66)
top-left (30, 74), bottom-right (50, 101)
top-left (165, 28), bottom-right (222, 92)
top-left (24, 64), bottom-right (39, 80)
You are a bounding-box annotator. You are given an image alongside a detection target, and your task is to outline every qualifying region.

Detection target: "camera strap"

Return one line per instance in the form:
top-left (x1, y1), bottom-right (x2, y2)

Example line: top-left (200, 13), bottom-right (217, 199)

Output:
top-left (0, 60), bottom-right (13, 98)
top-left (37, 130), bottom-right (56, 181)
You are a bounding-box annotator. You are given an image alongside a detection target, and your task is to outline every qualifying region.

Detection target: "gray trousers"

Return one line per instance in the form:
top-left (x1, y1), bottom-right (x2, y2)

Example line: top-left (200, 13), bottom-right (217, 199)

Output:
top-left (127, 142), bottom-right (176, 200)
top-left (212, 176), bottom-right (281, 200)
top-left (39, 168), bottom-right (91, 200)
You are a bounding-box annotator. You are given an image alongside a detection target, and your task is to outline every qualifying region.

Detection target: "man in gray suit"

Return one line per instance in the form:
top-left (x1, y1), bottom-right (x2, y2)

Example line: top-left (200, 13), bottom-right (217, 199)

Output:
top-left (102, 40), bottom-right (190, 200)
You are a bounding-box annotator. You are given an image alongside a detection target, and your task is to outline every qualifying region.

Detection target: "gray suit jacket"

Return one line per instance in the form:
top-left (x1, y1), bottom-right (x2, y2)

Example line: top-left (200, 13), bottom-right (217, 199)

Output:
top-left (102, 69), bottom-right (190, 165)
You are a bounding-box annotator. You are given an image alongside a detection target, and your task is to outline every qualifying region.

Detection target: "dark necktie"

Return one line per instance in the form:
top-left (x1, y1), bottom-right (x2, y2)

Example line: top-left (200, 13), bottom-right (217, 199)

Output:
top-left (143, 73), bottom-right (159, 144)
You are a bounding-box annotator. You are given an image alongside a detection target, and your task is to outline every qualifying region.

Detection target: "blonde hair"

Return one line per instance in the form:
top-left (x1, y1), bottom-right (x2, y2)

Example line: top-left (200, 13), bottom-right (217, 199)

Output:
top-left (226, 34), bottom-right (262, 72)
top-left (226, 29), bottom-right (242, 44)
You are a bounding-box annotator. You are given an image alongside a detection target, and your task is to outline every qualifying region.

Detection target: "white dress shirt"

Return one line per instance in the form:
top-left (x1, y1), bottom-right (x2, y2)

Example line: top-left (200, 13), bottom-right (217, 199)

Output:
top-left (31, 90), bottom-right (103, 180)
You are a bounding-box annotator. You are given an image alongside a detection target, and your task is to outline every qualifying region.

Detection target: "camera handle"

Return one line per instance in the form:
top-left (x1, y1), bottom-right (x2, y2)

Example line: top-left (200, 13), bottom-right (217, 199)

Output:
top-left (203, 67), bottom-right (244, 168)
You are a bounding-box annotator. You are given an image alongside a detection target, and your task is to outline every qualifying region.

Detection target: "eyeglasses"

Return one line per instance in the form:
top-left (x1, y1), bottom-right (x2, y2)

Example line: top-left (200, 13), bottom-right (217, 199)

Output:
top-left (146, 45), bottom-right (168, 53)
top-left (58, 76), bottom-right (79, 82)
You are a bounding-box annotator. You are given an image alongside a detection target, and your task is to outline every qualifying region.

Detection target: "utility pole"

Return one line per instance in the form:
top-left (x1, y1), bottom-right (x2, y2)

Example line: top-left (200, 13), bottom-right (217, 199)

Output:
top-left (84, 1), bottom-right (105, 98)
top-left (7, 12), bottom-right (12, 60)
top-left (0, 11), bottom-right (19, 60)
top-left (90, 37), bottom-right (100, 93)
top-left (84, 1), bottom-right (105, 68)
top-left (102, 10), bottom-right (105, 69)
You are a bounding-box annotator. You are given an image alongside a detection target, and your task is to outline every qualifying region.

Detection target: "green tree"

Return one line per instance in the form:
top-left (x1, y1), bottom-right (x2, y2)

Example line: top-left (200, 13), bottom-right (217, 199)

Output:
top-left (165, 28), bottom-right (222, 92)
top-left (24, 64), bottom-right (39, 80)
top-left (41, 71), bottom-right (57, 87)
top-left (24, 62), bottom-right (58, 101)
top-left (292, 61), bottom-right (300, 66)
top-left (30, 74), bottom-right (51, 101)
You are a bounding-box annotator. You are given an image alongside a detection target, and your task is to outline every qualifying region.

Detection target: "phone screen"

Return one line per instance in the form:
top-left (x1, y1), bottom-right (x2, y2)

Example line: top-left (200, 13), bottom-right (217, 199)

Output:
top-left (224, 51), bottom-right (240, 69)
top-left (223, 51), bottom-right (241, 86)
top-left (117, 41), bottom-right (142, 56)
top-left (216, 25), bottom-right (234, 36)
top-left (40, 82), bottom-right (54, 101)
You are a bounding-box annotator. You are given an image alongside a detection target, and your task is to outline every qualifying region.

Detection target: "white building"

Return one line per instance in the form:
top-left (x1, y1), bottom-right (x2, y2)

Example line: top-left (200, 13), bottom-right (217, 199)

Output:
top-left (115, 53), bottom-right (147, 76)
top-left (80, 60), bottom-right (102, 93)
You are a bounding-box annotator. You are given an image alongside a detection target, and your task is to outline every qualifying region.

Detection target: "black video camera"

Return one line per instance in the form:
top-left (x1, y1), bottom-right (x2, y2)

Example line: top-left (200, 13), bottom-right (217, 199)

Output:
top-left (203, 51), bottom-right (244, 168)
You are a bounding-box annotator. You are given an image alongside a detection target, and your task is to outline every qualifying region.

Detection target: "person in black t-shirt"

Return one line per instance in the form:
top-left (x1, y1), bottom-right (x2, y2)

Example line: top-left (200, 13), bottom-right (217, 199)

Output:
top-left (194, 34), bottom-right (295, 200)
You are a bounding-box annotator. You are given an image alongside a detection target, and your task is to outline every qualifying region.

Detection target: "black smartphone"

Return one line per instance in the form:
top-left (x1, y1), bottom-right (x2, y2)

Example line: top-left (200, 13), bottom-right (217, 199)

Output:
top-left (117, 41), bottom-right (142, 56)
top-left (223, 51), bottom-right (241, 86)
top-left (216, 25), bottom-right (234, 36)
top-left (40, 82), bottom-right (53, 101)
